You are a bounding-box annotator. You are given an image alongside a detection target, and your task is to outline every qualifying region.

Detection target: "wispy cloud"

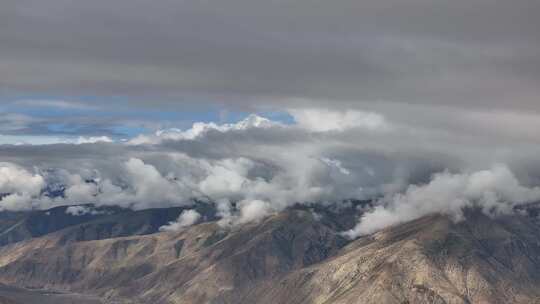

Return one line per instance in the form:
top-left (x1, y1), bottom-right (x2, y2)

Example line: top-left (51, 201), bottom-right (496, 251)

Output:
top-left (13, 100), bottom-right (98, 110)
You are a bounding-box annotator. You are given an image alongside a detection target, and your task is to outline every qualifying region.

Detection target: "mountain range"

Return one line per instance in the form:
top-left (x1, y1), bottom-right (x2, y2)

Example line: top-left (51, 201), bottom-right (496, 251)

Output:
top-left (0, 203), bottom-right (539, 303)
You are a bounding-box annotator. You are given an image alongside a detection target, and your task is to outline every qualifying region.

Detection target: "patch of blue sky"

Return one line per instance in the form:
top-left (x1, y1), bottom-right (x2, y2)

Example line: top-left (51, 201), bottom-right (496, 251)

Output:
top-left (1, 96), bottom-right (295, 142)
top-left (0, 135), bottom-right (70, 145)
top-left (258, 111), bottom-right (295, 125)
top-left (110, 125), bottom-right (149, 138)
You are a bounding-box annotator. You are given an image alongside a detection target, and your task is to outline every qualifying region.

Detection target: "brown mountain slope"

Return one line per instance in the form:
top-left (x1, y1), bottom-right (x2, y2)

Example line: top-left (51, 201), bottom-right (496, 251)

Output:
top-left (0, 284), bottom-right (103, 304)
top-left (0, 209), bottom-right (538, 303)
top-left (0, 210), bottom-right (347, 303)
top-left (0, 204), bottom-right (216, 248)
top-left (259, 212), bottom-right (540, 304)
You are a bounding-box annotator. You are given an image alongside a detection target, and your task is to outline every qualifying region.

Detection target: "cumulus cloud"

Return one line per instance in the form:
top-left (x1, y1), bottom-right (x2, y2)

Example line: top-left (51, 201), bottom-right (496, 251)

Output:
top-left (159, 209), bottom-right (201, 231)
top-left (69, 158), bottom-right (195, 210)
top-left (64, 175), bottom-right (99, 203)
top-left (344, 165), bottom-right (540, 238)
top-left (0, 163), bottom-right (45, 210)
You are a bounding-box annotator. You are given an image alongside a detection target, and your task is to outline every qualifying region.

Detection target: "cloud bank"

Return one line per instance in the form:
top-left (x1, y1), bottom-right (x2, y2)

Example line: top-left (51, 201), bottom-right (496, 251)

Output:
top-left (344, 165), bottom-right (540, 238)
top-left (0, 110), bottom-right (539, 236)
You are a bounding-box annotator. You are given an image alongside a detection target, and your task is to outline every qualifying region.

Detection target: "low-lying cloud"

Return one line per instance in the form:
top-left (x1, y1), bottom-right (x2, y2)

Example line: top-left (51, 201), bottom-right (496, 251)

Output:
top-left (65, 205), bottom-right (109, 216)
top-left (344, 165), bottom-right (540, 238)
top-left (0, 110), bottom-right (540, 235)
top-left (0, 163), bottom-right (45, 211)
top-left (160, 209), bottom-right (202, 231)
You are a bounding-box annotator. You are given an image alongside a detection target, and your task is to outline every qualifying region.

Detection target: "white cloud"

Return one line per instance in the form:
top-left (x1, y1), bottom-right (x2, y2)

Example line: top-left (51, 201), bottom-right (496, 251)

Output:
top-left (344, 164), bottom-right (540, 238)
top-left (128, 114), bottom-right (279, 145)
top-left (0, 193), bottom-right (34, 211)
top-left (64, 174), bottom-right (99, 202)
top-left (236, 199), bottom-right (274, 225)
top-left (289, 109), bottom-right (389, 132)
top-left (23, 158), bottom-right (196, 210)
top-left (94, 158), bottom-right (192, 209)
top-left (76, 136), bottom-right (113, 144)
top-left (65, 205), bottom-right (107, 216)
top-left (198, 158), bottom-right (255, 199)
top-left (159, 209), bottom-right (201, 231)
top-left (0, 163), bottom-right (45, 211)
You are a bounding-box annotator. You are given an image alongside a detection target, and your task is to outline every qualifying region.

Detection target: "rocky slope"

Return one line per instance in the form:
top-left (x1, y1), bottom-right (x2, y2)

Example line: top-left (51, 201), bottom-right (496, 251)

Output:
top-left (263, 211), bottom-right (540, 304)
top-left (0, 206), bottom-right (538, 303)
top-left (0, 203), bottom-right (216, 247)
top-left (0, 284), bottom-right (103, 304)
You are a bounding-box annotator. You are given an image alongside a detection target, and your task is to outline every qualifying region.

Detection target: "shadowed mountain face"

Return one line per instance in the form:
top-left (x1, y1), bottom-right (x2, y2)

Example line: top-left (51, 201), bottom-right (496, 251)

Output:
top-left (0, 203), bottom-right (217, 247)
top-left (0, 284), bottom-right (103, 304)
top-left (0, 205), bottom-right (538, 303)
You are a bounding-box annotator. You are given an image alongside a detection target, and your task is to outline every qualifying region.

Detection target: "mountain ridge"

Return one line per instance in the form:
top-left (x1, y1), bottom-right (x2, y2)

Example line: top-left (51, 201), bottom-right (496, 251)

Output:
top-left (0, 205), bottom-right (538, 303)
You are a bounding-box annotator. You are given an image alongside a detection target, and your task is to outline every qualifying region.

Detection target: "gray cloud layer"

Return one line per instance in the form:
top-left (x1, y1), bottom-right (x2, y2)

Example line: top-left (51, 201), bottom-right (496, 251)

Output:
top-left (2, 0), bottom-right (540, 113)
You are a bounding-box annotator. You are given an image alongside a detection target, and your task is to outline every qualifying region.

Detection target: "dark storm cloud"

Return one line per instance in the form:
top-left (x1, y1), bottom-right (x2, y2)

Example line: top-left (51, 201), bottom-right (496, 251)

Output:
top-left (1, 0), bottom-right (539, 112)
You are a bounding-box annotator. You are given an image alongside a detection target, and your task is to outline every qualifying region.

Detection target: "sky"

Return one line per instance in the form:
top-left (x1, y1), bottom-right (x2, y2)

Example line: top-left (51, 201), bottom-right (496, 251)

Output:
top-left (1, 0), bottom-right (540, 236)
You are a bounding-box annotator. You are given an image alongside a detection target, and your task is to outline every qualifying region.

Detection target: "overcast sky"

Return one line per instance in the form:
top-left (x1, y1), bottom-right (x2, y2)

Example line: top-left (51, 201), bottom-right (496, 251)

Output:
top-left (1, 0), bottom-right (540, 234)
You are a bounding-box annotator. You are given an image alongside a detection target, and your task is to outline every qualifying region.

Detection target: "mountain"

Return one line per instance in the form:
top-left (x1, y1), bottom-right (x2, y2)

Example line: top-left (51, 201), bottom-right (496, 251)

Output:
top-left (0, 284), bottom-right (102, 304)
top-left (0, 205), bottom-right (118, 247)
top-left (0, 203), bottom-right (216, 247)
top-left (266, 211), bottom-right (540, 304)
top-left (0, 205), bottom-right (538, 303)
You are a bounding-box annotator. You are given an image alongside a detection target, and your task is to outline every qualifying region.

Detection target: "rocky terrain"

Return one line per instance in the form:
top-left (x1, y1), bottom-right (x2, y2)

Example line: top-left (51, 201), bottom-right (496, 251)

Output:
top-left (0, 204), bottom-right (538, 303)
top-left (0, 283), bottom-right (103, 304)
